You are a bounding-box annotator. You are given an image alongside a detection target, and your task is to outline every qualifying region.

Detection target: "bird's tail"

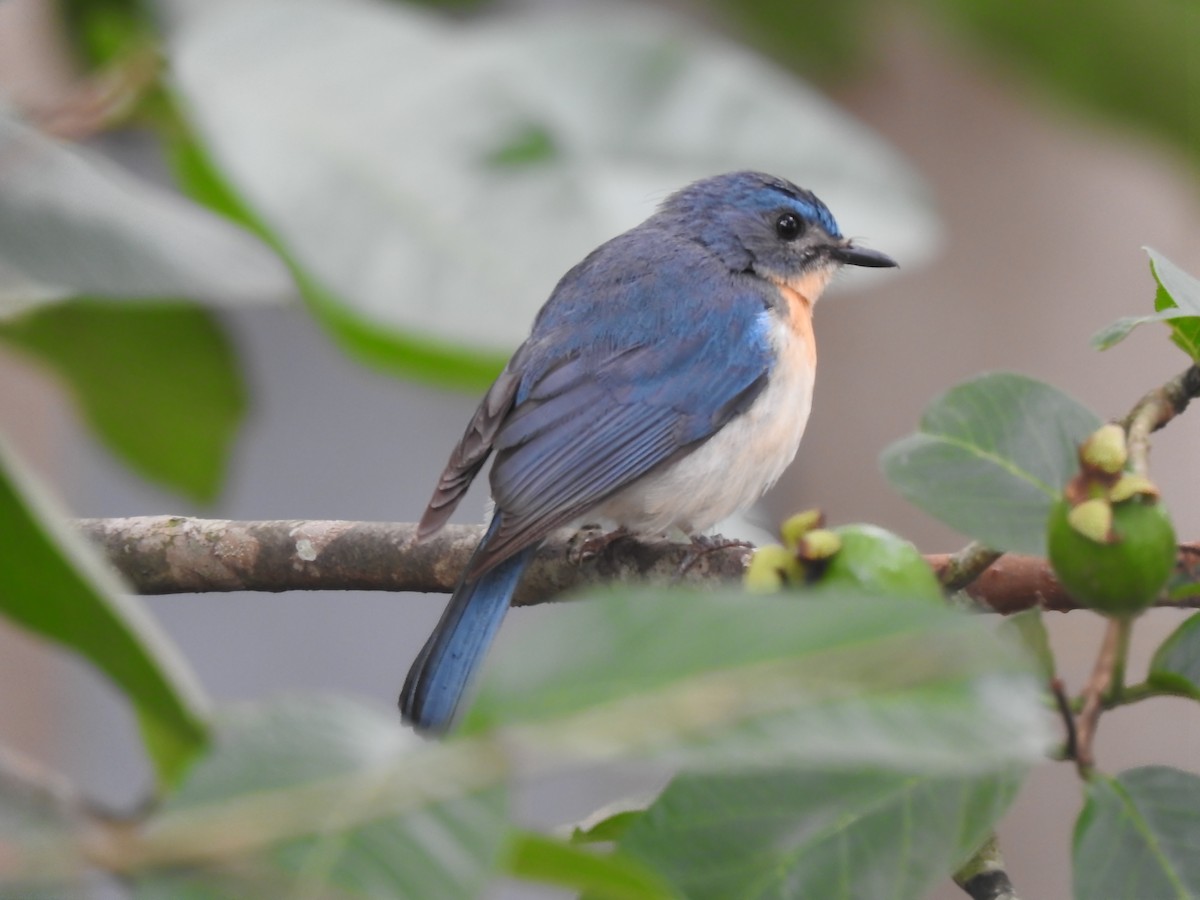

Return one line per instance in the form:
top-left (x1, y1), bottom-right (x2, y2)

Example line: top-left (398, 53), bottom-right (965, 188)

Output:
top-left (400, 518), bottom-right (535, 732)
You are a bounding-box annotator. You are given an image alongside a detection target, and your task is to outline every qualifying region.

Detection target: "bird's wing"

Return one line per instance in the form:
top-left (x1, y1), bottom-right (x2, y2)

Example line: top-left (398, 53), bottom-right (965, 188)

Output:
top-left (416, 368), bottom-right (521, 540)
top-left (473, 293), bottom-right (773, 573)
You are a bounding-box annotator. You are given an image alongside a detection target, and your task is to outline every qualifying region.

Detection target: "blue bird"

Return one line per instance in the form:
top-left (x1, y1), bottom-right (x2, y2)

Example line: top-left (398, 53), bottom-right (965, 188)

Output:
top-left (400, 171), bottom-right (897, 731)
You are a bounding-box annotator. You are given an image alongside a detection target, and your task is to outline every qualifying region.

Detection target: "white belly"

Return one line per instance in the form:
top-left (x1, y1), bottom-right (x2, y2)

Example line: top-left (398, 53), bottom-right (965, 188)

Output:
top-left (593, 313), bottom-right (814, 536)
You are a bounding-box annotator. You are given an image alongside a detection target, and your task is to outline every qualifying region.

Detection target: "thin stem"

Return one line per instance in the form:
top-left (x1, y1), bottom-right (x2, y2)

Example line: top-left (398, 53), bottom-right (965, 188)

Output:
top-left (1105, 615), bottom-right (1135, 705)
top-left (1103, 679), bottom-right (1197, 710)
top-left (1073, 617), bottom-right (1123, 776)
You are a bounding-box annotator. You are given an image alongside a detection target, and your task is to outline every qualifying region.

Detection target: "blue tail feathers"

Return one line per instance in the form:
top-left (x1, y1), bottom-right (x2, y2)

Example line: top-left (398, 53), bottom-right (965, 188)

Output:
top-left (400, 519), bottom-right (536, 732)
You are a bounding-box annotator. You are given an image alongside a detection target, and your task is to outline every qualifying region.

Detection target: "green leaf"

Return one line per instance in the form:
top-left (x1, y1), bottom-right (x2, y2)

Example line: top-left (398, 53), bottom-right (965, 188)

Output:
top-left (998, 607), bottom-right (1055, 683)
top-left (572, 803), bottom-right (650, 846)
top-left (0, 440), bottom-right (209, 786)
top-left (697, 0), bottom-right (874, 80)
top-left (134, 697), bottom-right (510, 899)
top-left (505, 831), bottom-right (674, 900)
top-left (1147, 612), bottom-right (1200, 701)
top-left (466, 587), bottom-right (1051, 774)
top-left (1074, 766), bottom-right (1200, 899)
top-left (616, 766), bottom-right (1022, 900)
top-left (58, 0), bottom-right (157, 69)
top-left (170, 0), bottom-right (933, 380)
top-left (0, 299), bottom-right (245, 502)
top-left (0, 110), bottom-right (290, 316)
top-left (881, 372), bottom-right (1102, 555)
top-left (928, 0), bottom-right (1200, 172)
top-left (1092, 249), bottom-right (1200, 354)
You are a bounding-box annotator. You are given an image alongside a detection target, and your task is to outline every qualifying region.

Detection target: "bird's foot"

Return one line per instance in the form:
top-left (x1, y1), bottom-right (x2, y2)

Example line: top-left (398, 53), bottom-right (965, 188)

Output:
top-left (675, 533), bottom-right (755, 580)
top-left (567, 525), bottom-right (632, 565)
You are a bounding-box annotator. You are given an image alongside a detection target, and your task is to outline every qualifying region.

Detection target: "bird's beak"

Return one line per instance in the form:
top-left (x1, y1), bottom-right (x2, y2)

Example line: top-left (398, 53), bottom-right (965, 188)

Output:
top-left (830, 242), bottom-right (898, 269)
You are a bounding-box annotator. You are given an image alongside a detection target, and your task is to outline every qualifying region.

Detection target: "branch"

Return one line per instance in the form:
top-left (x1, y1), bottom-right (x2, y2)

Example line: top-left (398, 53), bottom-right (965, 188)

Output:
top-left (75, 517), bottom-right (751, 604)
top-left (77, 517), bottom-right (1200, 612)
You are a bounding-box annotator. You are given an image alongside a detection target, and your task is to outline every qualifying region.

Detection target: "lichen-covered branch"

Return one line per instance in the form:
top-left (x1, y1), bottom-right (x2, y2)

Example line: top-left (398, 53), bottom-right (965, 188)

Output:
top-left (76, 517), bottom-right (1200, 613)
top-left (75, 517), bottom-right (752, 604)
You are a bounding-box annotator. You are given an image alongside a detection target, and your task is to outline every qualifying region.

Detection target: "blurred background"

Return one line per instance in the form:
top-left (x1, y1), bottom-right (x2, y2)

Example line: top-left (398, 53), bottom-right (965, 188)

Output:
top-left (1, 0), bottom-right (1199, 896)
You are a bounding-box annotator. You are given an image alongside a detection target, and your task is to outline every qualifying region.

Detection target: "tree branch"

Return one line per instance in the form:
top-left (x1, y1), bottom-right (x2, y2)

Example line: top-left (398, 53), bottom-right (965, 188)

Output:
top-left (75, 517), bottom-right (752, 604)
top-left (77, 517), bottom-right (1200, 613)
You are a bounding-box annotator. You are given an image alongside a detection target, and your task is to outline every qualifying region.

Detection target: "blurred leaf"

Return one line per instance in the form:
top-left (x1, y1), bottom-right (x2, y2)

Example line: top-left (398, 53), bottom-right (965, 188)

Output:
top-left (929, 0), bottom-right (1200, 171)
top-left (134, 698), bottom-right (509, 899)
top-left (1074, 766), bottom-right (1200, 899)
top-left (164, 96), bottom-right (508, 389)
top-left (998, 607), bottom-right (1055, 683)
top-left (0, 299), bottom-right (244, 502)
top-left (572, 806), bottom-right (648, 846)
top-left (170, 0), bottom-right (934, 384)
top-left (0, 110), bottom-right (290, 318)
top-left (505, 831), bottom-right (674, 900)
top-left (1093, 249), bottom-right (1200, 354)
top-left (881, 373), bottom-right (1102, 555)
top-left (466, 587), bottom-right (1051, 774)
top-left (1147, 612), bottom-right (1200, 701)
top-left (57, 0), bottom-right (157, 69)
top-left (616, 766), bottom-right (1022, 900)
top-left (700, 0), bottom-right (875, 79)
top-left (0, 440), bottom-right (209, 786)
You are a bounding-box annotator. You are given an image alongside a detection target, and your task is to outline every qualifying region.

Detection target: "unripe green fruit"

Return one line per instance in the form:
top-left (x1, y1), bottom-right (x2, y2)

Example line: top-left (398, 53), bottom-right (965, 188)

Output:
top-left (815, 524), bottom-right (943, 603)
top-left (1047, 495), bottom-right (1176, 616)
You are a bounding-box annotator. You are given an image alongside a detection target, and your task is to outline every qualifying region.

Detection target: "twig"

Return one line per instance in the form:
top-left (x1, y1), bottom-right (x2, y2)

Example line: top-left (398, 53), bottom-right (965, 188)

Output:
top-left (1121, 364), bottom-right (1200, 476)
top-left (1072, 617), bottom-right (1133, 775)
top-left (1050, 677), bottom-right (1077, 763)
top-left (935, 541), bottom-right (1003, 593)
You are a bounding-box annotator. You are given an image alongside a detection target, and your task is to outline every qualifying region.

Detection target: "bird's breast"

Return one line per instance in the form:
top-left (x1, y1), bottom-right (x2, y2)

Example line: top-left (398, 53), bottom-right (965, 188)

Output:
top-left (595, 299), bottom-right (816, 536)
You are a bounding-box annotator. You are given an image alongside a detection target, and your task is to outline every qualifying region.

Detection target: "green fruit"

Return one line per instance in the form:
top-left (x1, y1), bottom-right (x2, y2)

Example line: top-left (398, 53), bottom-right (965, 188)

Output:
top-left (814, 524), bottom-right (943, 604)
top-left (1047, 495), bottom-right (1176, 616)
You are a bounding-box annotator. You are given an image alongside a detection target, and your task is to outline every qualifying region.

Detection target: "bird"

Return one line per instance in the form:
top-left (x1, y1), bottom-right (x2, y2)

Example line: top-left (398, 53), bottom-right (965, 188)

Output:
top-left (400, 170), bottom-right (897, 732)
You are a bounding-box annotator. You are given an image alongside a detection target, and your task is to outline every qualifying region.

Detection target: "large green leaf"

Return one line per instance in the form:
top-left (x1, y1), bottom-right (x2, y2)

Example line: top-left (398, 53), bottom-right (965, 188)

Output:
top-left (133, 697), bottom-right (509, 900)
top-left (466, 587), bottom-right (1050, 774)
top-left (169, 0), bottom-right (934, 382)
top-left (162, 107), bottom-right (508, 389)
top-left (615, 766), bottom-right (1021, 900)
top-left (0, 111), bottom-right (289, 317)
top-left (0, 299), bottom-right (244, 503)
top-left (1092, 249), bottom-right (1200, 355)
top-left (881, 372), bottom-right (1102, 555)
top-left (0, 440), bottom-right (209, 786)
top-left (504, 831), bottom-right (674, 900)
top-left (1147, 612), bottom-right (1200, 702)
top-left (1074, 766), bottom-right (1200, 899)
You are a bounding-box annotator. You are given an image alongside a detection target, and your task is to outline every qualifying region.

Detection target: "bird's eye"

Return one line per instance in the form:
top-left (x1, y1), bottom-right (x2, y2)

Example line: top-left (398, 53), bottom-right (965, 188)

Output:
top-left (775, 212), bottom-right (805, 241)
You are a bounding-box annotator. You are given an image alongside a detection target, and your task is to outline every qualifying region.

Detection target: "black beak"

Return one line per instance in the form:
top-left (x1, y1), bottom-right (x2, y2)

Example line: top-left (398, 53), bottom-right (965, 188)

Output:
top-left (830, 242), bottom-right (898, 269)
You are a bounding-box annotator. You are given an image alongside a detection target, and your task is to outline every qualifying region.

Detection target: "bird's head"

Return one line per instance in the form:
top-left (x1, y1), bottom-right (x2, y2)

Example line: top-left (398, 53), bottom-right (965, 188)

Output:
top-left (658, 171), bottom-right (897, 299)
